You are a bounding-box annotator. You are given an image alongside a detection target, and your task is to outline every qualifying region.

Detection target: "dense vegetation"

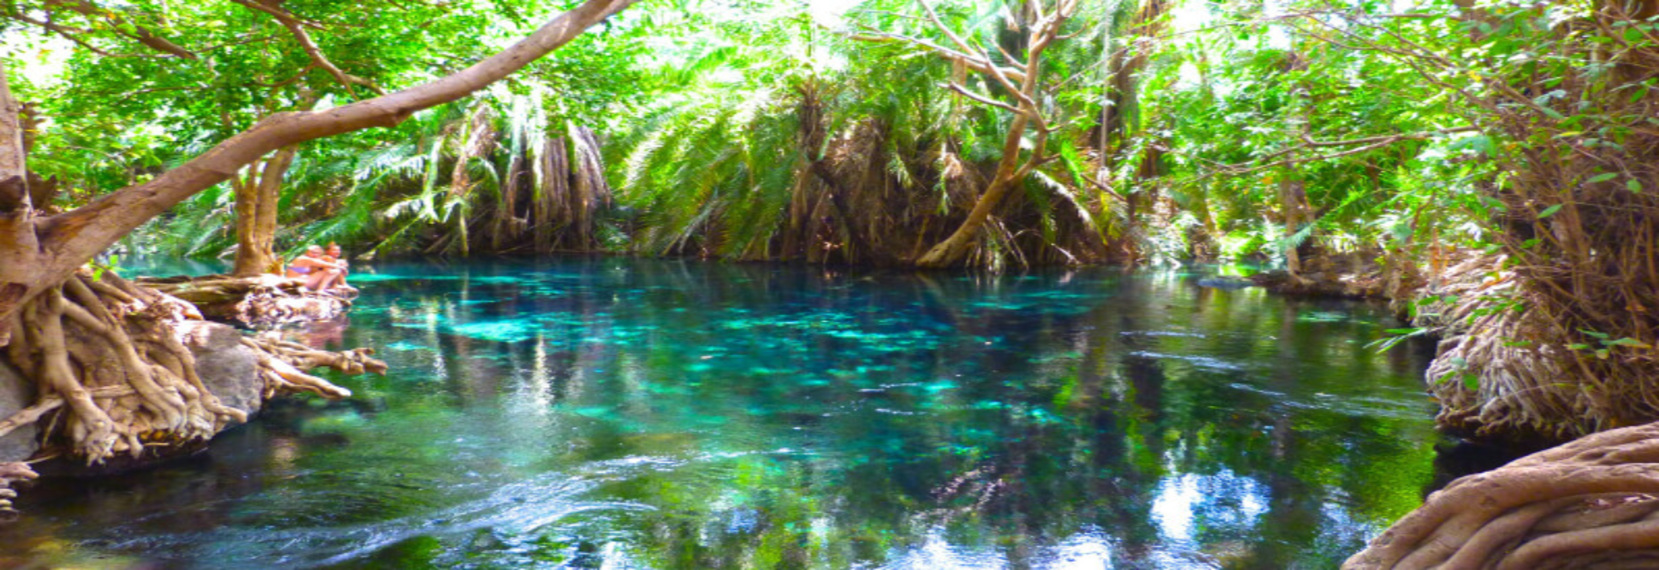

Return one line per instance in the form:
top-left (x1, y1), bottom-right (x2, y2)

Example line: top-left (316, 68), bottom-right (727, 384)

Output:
top-left (0, 0), bottom-right (1529, 267)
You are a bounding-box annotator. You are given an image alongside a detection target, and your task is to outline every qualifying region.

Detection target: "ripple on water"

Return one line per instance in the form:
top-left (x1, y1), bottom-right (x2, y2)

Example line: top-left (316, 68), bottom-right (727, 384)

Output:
top-left (97, 470), bottom-right (656, 568)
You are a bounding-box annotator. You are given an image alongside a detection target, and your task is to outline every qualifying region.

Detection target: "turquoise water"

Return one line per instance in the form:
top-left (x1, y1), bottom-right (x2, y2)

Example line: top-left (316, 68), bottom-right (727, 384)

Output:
top-left (2, 258), bottom-right (1441, 569)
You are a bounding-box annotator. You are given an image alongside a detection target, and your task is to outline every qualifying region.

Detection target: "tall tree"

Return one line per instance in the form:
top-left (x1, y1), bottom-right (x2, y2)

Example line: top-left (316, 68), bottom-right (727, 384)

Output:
top-left (908, 0), bottom-right (1078, 268)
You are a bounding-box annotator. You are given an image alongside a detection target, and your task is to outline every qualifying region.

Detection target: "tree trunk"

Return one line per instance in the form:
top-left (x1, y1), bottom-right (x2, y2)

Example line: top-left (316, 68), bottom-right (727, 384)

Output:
top-left (1278, 176), bottom-right (1307, 276)
top-left (913, 0), bottom-right (1072, 268)
top-left (0, 63), bottom-right (45, 348)
top-left (0, 62), bottom-right (44, 503)
top-left (230, 148), bottom-right (298, 277)
top-left (915, 113), bottom-right (1034, 268)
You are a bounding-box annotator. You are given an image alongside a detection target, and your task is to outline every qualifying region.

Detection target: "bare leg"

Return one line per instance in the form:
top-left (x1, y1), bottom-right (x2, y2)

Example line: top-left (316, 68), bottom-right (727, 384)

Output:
top-left (316, 270), bottom-right (343, 291)
top-left (303, 271), bottom-right (331, 291)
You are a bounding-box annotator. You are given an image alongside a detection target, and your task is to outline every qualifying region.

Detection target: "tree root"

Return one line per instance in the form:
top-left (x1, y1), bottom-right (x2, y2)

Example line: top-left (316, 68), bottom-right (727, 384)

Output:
top-left (0, 271), bottom-right (380, 467)
top-left (243, 334), bottom-right (379, 399)
top-left (139, 274), bottom-right (353, 328)
top-left (1346, 421), bottom-right (1659, 569)
top-left (0, 461), bottom-right (36, 513)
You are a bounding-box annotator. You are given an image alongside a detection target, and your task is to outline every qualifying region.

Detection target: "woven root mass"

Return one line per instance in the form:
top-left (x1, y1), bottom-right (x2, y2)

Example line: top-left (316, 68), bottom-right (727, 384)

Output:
top-left (1347, 422), bottom-right (1659, 569)
top-left (0, 271), bottom-right (383, 513)
top-left (139, 274), bottom-right (354, 328)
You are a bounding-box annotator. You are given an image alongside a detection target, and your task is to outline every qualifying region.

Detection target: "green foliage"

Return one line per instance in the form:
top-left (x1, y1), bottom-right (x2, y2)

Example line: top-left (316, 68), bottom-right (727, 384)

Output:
top-left (7, 0), bottom-right (1654, 273)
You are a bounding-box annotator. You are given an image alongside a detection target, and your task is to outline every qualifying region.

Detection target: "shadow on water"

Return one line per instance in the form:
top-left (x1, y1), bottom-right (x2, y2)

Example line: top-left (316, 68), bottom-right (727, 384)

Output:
top-left (2, 257), bottom-right (1454, 569)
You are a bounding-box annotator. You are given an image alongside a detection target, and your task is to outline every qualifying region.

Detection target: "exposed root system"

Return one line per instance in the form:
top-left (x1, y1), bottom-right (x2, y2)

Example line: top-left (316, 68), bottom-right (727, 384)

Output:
top-left (1346, 421), bottom-right (1659, 569)
top-left (0, 272), bottom-right (246, 463)
top-left (0, 271), bottom-right (378, 467)
top-left (243, 334), bottom-right (381, 400)
top-left (139, 274), bottom-right (352, 327)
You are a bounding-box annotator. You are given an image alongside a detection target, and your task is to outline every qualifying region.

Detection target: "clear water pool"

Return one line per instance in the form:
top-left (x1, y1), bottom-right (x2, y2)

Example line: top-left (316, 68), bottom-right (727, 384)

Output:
top-left (1, 258), bottom-right (1441, 569)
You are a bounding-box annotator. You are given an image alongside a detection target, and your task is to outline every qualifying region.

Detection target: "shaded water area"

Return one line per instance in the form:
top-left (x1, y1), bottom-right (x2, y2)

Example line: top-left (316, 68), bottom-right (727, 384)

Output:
top-left (2, 258), bottom-right (1445, 569)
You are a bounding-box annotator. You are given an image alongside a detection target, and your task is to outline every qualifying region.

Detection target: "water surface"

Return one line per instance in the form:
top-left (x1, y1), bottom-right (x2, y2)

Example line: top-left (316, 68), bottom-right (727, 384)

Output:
top-left (2, 258), bottom-right (1440, 569)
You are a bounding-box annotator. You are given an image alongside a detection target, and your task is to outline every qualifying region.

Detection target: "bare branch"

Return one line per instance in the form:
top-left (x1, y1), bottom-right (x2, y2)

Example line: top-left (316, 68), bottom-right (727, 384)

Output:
top-left (230, 0), bottom-right (387, 97)
top-left (42, 0), bottom-right (198, 60)
top-left (230, 0), bottom-right (325, 29)
top-left (945, 82), bottom-right (1022, 115)
top-left (2, 11), bottom-right (133, 58)
top-left (1207, 127), bottom-right (1478, 178)
top-left (912, 0), bottom-right (979, 60)
top-left (842, 28), bottom-right (1028, 83)
top-left (1080, 173), bottom-right (1127, 202)
top-left (995, 44), bottom-right (1027, 71)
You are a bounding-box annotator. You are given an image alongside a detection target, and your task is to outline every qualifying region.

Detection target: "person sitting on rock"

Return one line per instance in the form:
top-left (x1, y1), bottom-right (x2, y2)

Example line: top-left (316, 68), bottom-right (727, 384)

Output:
top-left (287, 245), bottom-right (345, 292)
top-left (324, 242), bottom-right (354, 292)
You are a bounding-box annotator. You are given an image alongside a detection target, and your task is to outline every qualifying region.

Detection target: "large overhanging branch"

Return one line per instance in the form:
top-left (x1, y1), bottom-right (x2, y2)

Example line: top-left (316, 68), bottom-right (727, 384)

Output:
top-left (230, 0), bottom-right (387, 97)
top-left (2, 0), bottom-right (637, 328)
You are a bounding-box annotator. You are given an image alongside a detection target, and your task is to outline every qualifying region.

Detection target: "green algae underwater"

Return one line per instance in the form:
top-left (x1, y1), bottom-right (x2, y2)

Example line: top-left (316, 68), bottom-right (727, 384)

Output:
top-left (0, 257), bottom-right (1446, 569)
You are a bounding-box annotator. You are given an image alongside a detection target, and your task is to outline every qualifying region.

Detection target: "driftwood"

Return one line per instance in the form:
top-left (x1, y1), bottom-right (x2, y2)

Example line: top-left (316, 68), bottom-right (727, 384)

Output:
top-left (139, 273), bottom-right (353, 327)
top-left (1346, 421), bottom-right (1659, 569)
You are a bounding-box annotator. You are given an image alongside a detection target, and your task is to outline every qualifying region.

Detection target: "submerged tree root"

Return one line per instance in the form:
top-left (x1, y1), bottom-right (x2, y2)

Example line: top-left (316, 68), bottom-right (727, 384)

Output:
top-left (0, 271), bottom-right (379, 468)
top-left (1346, 422), bottom-right (1659, 569)
top-left (139, 274), bottom-right (352, 328)
top-left (243, 335), bottom-right (382, 399)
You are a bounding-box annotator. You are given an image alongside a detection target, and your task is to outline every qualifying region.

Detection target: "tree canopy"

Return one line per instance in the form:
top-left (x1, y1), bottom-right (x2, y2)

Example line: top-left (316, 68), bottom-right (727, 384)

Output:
top-left (10, 0), bottom-right (1645, 273)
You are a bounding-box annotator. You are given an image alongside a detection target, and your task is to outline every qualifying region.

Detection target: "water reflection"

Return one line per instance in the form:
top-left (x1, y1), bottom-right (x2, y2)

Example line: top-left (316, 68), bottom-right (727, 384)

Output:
top-left (3, 258), bottom-right (1441, 569)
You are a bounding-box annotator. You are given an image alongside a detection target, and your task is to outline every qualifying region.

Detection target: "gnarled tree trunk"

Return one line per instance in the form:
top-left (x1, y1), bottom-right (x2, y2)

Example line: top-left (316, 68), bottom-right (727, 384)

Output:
top-left (230, 147), bottom-right (299, 277)
top-left (911, 0), bottom-right (1074, 268)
